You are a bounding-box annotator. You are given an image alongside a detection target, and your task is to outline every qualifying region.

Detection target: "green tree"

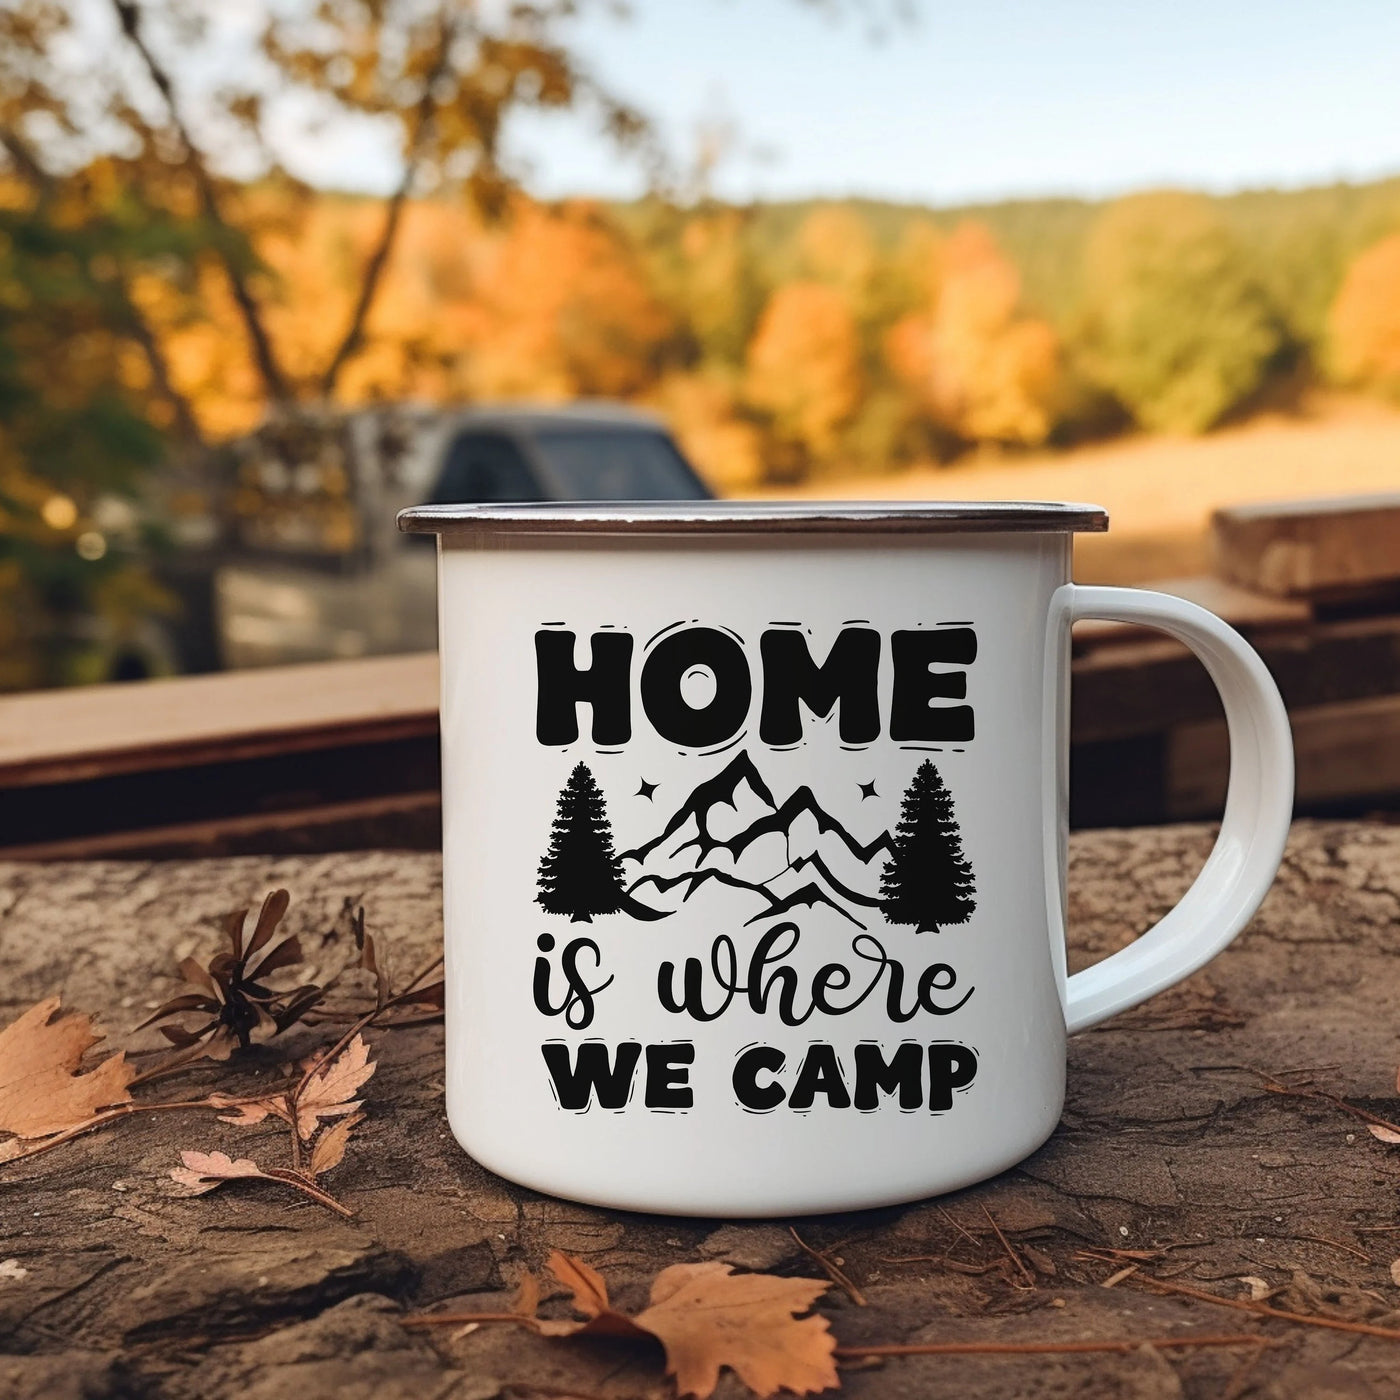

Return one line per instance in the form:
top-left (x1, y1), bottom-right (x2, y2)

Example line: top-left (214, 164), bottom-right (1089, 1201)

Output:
top-left (880, 761), bottom-right (976, 934)
top-left (1078, 191), bottom-right (1285, 432)
top-left (537, 764), bottom-right (628, 923)
top-left (0, 206), bottom-right (176, 689)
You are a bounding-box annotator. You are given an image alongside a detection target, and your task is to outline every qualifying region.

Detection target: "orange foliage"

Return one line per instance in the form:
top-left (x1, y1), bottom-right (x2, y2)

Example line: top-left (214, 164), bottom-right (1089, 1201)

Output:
top-left (139, 191), bottom-right (1068, 480)
top-left (797, 206), bottom-right (878, 302)
top-left (886, 223), bottom-right (1060, 447)
top-left (134, 260), bottom-right (267, 439)
top-left (1329, 233), bottom-right (1400, 394)
top-left (650, 368), bottom-right (763, 490)
top-left (462, 198), bottom-right (674, 401)
top-left (744, 282), bottom-right (861, 461)
top-left (146, 194), bottom-right (673, 435)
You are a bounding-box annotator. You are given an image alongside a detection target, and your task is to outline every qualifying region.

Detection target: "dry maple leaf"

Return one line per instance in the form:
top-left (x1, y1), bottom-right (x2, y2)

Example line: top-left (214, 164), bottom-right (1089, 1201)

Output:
top-left (170, 1149), bottom-right (267, 1195)
top-left (308, 1110), bottom-right (363, 1178)
top-left (207, 1092), bottom-right (289, 1128)
top-left (0, 997), bottom-right (135, 1139)
top-left (169, 1148), bottom-right (354, 1216)
top-left (513, 1251), bottom-right (837, 1399)
top-left (294, 1034), bottom-right (375, 1139)
top-left (635, 1262), bottom-right (837, 1399)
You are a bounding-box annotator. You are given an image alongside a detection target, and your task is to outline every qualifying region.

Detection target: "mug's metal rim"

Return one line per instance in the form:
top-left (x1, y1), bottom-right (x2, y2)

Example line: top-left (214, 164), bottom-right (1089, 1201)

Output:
top-left (397, 499), bottom-right (1110, 536)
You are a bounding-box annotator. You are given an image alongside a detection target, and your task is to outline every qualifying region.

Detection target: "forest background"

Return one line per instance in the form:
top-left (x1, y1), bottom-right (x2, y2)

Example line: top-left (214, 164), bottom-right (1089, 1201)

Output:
top-left (133, 172), bottom-right (1400, 480)
top-left (6, 0), bottom-right (1400, 689)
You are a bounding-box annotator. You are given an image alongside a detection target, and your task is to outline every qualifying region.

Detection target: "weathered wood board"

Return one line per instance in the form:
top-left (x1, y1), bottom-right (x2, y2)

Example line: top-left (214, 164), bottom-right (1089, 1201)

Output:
top-left (1212, 493), bottom-right (1400, 600)
top-left (4, 823), bottom-right (1400, 1399)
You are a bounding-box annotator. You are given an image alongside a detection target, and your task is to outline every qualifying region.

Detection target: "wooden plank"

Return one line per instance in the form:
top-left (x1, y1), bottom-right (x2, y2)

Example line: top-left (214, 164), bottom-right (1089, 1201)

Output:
top-left (1071, 575), bottom-right (1311, 647)
top-left (0, 789), bottom-right (442, 861)
top-left (1168, 691), bottom-right (1400, 818)
top-left (1211, 492), bottom-right (1400, 599)
top-left (0, 651), bottom-right (439, 788)
top-left (1071, 611), bottom-right (1400, 744)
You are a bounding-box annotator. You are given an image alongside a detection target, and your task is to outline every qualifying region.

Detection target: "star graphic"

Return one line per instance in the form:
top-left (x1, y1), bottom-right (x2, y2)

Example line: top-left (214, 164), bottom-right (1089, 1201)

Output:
top-left (859, 780), bottom-right (878, 800)
top-left (636, 778), bottom-right (658, 800)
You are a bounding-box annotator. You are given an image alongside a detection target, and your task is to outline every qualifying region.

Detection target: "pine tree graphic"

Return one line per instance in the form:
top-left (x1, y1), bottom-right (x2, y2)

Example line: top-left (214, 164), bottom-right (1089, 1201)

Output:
top-left (879, 760), bottom-right (976, 933)
top-left (537, 763), bottom-right (629, 922)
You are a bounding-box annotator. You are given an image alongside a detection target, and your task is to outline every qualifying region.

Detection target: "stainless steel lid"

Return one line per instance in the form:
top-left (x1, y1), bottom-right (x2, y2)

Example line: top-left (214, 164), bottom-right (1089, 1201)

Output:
top-left (397, 500), bottom-right (1109, 536)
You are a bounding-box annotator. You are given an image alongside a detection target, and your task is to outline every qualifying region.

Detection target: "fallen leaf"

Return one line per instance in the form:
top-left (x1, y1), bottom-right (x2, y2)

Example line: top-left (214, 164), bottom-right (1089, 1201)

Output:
top-left (392, 980), bottom-right (445, 1011)
top-left (170, 1149), bottom-right (268, 1195)
top-left (207, 1092), bottom-right (288, 1128)
top-left (635, 1261), bottom-right (838, 1399)
top-left (512, 1270), bottom-right (542, 1318)
top-left (294, 1035), bottom-right (375, 1139)
top-left (1369, 1123), bottom-right (1400, 1144)
top-left (308, 1110), bottom-right (363, 1178)
top-left (0, 998), bottom-right (134, 1138)
top-left (548, 1250), bottom-right (615, 1320)
top-left (519, 1251), bottom-right (836, 1398)
top-left (169, 1148), bottom-right (354, 1216)
top-left (0, 1258), bottom-right (28, 1281)
top-left (1239, 1275), bottom-right (1273, 1301)
top-left (1390, 1259), bottom-right (1400, 1288)
top-left (358, 931), bottom-right (390, 1009)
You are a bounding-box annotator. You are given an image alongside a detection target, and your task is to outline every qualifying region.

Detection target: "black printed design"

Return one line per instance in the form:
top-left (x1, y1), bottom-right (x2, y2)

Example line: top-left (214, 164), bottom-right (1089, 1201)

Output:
top-left (880, 760), bottom-right (977, 933)
top-left (619, 750), bottom-right (897, 930)
top-left (536, 763), bottom-right (664, 922)
top-left (538, 753), bottom-right (976, 935)
top-left (529, 619), bottom-right (985, 1121)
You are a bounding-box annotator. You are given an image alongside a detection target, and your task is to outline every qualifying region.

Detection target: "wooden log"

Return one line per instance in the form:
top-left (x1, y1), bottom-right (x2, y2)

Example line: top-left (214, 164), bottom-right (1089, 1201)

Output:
top-left (1071, 612), bottom-right (1400, 744)
top-left (1211, 493), bottom-right (1400, 600)
top-left (1168, 691), bottom-right (1400, 819)
top-left (6, 824), bottom-right (1400, 1398)
top-left (0, 651), bottom-right (438, 787)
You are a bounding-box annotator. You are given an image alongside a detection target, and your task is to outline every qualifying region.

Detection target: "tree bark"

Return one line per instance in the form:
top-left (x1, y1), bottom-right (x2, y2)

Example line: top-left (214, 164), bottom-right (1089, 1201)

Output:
top-left (317, 15), bottom-right (456, 402)
top-left (115, 284), bottom-right (206, 446)
top-left (7, 822), bottom-right (1400, 1398)
top-left (111, 0), bottom-right (292, 405)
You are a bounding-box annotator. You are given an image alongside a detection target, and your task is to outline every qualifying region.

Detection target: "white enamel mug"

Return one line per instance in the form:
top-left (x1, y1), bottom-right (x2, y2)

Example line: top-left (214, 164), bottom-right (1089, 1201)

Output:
top-left (398, 501), bottom-right (1293, 1217)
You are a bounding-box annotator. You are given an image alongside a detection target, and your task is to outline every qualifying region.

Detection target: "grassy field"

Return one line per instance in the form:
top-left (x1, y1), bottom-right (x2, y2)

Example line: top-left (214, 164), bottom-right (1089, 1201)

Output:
top-left (751, 396), bottom-right (1400, 583)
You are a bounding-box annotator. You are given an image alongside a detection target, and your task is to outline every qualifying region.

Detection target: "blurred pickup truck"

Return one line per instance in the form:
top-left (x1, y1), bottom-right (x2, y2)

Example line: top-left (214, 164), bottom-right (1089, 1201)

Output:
top-left (215, 402), bottom-right (711, 668)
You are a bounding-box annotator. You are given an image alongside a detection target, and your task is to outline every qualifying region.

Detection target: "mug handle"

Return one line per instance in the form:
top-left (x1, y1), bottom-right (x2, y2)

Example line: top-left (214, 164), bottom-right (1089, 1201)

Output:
top-left (1047, 584), bottom-right (1294, 1034)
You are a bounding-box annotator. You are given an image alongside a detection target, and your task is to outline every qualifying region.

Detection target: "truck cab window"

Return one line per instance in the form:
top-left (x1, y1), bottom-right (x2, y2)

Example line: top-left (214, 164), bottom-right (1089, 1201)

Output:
top-left (431, 433), bottom-right (544, 503)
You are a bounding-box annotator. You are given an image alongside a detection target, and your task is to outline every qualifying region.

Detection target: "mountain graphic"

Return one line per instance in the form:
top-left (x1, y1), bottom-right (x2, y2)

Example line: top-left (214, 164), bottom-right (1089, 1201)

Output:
top-left (741, 883), bottom-right (864, 928)
top-left (620, 750), bottom-right (776, 863)
top-left (787, 851), bottom-right (885, 909)
top-left (627, 866), bottom-right (776, 905)
top-left (620, 750), bottom-right (892, 928)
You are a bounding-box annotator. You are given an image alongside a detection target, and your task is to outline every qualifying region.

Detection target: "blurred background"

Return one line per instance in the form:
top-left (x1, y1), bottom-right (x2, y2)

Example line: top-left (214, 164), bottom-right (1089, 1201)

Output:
top-left (5, 0), bottom-right (1400, 684)
top-left (4, 0), bottom-right (1400, 854)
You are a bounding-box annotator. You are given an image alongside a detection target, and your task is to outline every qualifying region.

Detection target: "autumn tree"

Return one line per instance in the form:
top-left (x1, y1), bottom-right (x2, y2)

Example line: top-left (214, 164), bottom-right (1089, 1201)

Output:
top-left (797, 205), bottom-right (880, 310)
top-left (886, 222), bottom-right (1061, 448)
top-left (464, 198), bottom-right (675, 402)
top-left (537, 764), bottom-right (628, 923)
top-left (744, 282), bottom-right (862, 478)
top-left (1078, 192), bottom-right (1285, 433)
top-left (1327, 233), bottom-right (1400, 397)
top-left (0, 0), bottom-right (656, 429)
top-left (880, 761), bottom-right (976, 934)
top-left (649, 367), bottom-right (764, 492)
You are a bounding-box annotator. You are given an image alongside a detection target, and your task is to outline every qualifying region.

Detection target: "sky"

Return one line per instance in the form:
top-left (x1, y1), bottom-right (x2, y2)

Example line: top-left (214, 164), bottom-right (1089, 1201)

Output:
top-left (285, 0), bottom-right (1400, 208)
